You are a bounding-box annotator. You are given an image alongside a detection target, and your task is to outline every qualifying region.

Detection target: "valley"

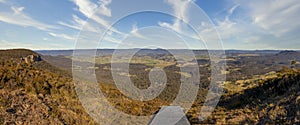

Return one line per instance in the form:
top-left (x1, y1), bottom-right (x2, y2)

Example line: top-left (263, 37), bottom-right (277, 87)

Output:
top-left (0, 49), bottom-right (299, 124)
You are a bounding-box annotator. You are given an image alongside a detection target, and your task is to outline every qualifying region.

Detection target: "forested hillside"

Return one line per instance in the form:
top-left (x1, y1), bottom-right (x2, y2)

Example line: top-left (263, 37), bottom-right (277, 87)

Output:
top-left (0, 49), bottom-right (96, 124)
top-left (197, 70), bottom-right (300, 124)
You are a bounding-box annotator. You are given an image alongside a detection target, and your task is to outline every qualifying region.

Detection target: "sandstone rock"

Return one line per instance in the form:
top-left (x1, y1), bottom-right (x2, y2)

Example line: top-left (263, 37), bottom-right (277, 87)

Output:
top-left (296, 96), bottom-right (300, 103)
top-left (21, 55), bottom-right (42, 64)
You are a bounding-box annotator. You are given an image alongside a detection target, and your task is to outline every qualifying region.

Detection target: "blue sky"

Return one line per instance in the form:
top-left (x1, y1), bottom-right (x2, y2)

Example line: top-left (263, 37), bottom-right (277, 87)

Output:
top-left (0, 0), bottom-right (299, 50)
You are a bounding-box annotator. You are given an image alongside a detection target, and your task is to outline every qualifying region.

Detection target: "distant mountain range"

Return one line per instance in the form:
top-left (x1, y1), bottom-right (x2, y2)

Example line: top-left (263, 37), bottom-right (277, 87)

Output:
top-left (36, 49), bottom-right (300, 56)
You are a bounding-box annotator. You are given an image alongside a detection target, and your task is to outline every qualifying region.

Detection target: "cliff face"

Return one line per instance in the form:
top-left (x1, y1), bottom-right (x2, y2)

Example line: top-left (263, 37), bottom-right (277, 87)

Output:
top-left (0, 49), bottom-right (96, 125)
top-left (21, 55), bottom-right (42, 64)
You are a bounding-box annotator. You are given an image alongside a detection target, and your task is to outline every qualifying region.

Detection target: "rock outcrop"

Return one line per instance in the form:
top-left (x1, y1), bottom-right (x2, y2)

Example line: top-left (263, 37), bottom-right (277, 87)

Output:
top-left (21, 55), bottom-right (42, 64)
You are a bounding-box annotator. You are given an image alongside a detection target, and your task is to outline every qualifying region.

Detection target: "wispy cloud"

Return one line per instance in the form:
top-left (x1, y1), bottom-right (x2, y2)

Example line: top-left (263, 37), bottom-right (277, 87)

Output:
top-left (236, 0), bottom-right (300, 37)
top-left (157, 0), bottom-right (205, 45)
top-left (0, 6), bottom-right (57, 31)
top-left (60, 0), bottom-right (102, 33)
top-left (57, 14), bottom-right (101, 33)
top-left (228, 4), bottom-right (240, 15)
top-left (130, 23), bottom-right (147, 39)
top-left (103, 35), bottom-right (122, 44)
top-left (97, 0), bottom-right (112, 17)
top-left (64, 0), bottom-right (125, 37)
top-left (72, 0), bottom-right (112, 17)
top-left (72, 0), bottom-right (113, 29)
top-left (0, 40), bottom-right (57, 50)
top-left (158, 0), bottom-right (194, 33)
top-left (1, 0), bottom-right (299, 50)
top-left (11, 6), bottom-right (25, 14)
top-left (72, 0), bottom-right (98, 18)
top-left (61, 0), bottom-right (128, 47)
top-left (198, 0), bottom-right (300, 49)
top-left (48, 32), bottom-right (76, 41)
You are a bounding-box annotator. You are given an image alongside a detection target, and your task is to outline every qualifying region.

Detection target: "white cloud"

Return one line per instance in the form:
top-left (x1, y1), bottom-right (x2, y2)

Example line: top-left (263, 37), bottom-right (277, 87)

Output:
top-left (130, 23), bottom-right (147, 39)
top-left (0, 6), bottom-right (57, 31)
top-left (103, 35), bottom-right (122, 44)
top-left (0, 0), bottom-right (6, 3)
top-left (97, 0), bottom-right (112, 17)
top-left (159, 0), bottom-right (194, 33)
top-left (70, 0), bottom-right (124, 36)
top-left (0, 40), bottom-right (70, 50)
top-left (58, 14), bottom-right (101, 33)
top-left (189, 0), bottom-right (300, 49)
top-left (158, 21), bottom-right (181, 34)
top-left (72, 0), bottom-right (98, 18)
top-left (201, 0), bottom-right (300, 49)
top-left (61, 0), bottom-right (130, 48)
top-left (72, 0), bottom-right (111, 18)
top-left (157, 0), bottom-right (206, 46)
top-left (58, 21), bottom-right (80, 30)
top-left (190, 2), bottom-right (260, 49)
top-left (11, 6), bottom-right (25, 14)
top-left (0, 40), bottom-right (56, 50)
top-left (165, 0), bottom-right (193, 22)
top-left (236, 0), bottom-right (300, 37)
top-left (228, 4), bottom-right (239, 15)
top-left (58, 15), bottom-right (83, 30)
top-left (71, 0), bottom-right (109, 32)
top-left (72, 0), bottom-right (111, 29)
top-left (48, 32), bottom-right (76, 41)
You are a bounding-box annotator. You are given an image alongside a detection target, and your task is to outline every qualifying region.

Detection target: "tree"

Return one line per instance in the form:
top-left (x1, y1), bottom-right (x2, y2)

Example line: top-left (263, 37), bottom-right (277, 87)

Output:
top-left (290, 60), bottom-right (297, 69)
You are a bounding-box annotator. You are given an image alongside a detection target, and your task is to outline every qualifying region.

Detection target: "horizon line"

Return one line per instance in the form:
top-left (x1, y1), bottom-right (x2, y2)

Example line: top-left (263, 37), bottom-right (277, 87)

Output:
top-left (1, 48), bottom-right (300, 51)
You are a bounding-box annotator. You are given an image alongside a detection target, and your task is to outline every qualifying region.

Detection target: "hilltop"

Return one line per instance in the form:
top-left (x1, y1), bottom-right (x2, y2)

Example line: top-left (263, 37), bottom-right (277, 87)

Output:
top-left (277, 50), bottom-right (300, 55)
top-left (0, 49), bottom-right (96, 124)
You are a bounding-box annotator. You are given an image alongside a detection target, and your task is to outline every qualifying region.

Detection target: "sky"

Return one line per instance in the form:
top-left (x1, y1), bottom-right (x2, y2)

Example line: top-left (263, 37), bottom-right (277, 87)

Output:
top-left (0, 0), bottom-right (299, 50)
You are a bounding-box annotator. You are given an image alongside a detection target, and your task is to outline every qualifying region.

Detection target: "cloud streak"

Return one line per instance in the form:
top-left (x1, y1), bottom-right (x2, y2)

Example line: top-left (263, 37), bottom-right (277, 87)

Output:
top-left (0, 6), bottom-right (57, 31)
top-left (0, 40), bottom-right (59, 50)
top-left (159, 0), bottom-right (194, 33)
top-left (48, 32), bottom-right (76, 41)
top-left (130, 23), bottom-right (147, 39)
top-left (71, 0), bottom-right (118, 32)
